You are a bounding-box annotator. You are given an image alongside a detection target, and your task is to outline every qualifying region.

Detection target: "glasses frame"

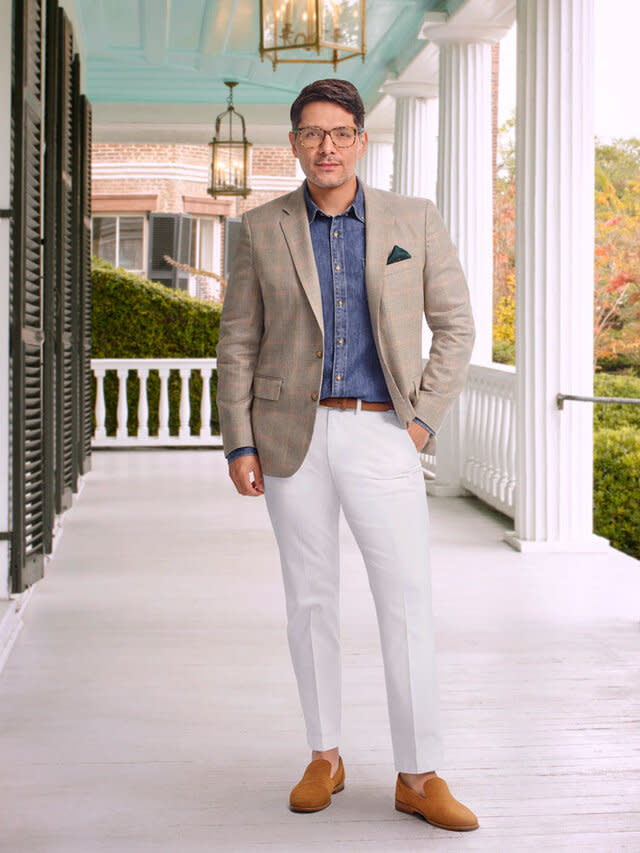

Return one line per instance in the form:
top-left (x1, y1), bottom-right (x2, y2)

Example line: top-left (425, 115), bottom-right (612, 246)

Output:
top-left (293, 125), bottom-right (365, 149)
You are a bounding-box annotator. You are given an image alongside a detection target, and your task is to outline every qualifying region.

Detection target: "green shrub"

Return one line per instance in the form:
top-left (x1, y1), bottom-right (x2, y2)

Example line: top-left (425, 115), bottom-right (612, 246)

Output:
top-left (593, 427), bottom-right (640, 559)
top-left (593, 373), bottom-right (640, 431)
top-left (492, 340), bottom-right (515, 365)
top-left (91, 259), bottom-right (222, 436)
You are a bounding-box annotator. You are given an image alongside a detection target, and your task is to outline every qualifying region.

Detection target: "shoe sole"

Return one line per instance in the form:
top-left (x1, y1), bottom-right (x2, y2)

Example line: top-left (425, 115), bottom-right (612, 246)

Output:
top-left (395, 799), bottom-right (479, 831)
top-left (289, 781), bottom-right (345, 813)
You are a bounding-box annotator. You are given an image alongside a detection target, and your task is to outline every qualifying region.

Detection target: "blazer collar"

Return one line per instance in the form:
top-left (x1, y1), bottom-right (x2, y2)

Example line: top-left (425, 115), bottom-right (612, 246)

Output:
top-left (280, 185), bottom-right (324, 334)
top-left (361, 183), bottom-right (395, 336)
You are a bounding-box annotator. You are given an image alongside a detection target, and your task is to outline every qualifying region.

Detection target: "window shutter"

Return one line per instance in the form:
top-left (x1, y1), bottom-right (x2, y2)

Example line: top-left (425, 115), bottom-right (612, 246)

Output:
top-left (79, 95), bottom-right (93, 472)
top-left (42, 0), bottom-right (59, 554)
top-left (176, 215), bottom-right (193, 291)
top-left (55, 8), bottom-right (75, 514)
top-left (10, 0), bottom-right (45, 590)
top-left (148, 213), bottom-right (179, 289)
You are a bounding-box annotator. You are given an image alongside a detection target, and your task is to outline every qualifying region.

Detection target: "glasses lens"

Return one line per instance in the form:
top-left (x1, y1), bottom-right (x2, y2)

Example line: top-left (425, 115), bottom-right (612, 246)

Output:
top-left (299, 128), bottom-right (323, 148)
top-left (333, 127), bottom-right (357, 147)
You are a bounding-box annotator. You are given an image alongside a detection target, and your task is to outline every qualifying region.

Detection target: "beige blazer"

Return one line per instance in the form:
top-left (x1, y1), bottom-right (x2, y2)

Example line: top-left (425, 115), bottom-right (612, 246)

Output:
top-left (216, 182), bottom-right (475, 477)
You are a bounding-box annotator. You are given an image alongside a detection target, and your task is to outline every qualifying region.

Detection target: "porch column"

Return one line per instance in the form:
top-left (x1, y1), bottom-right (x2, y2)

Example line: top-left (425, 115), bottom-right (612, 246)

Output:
top-left (383, 82), bottom-right (439, 202)
top-left (0, 0), bottom-right (11, 597)
top-left (505, 0), bottom-right (605, 551)
top-left (357, 140), bottom-right (393, 191)
top-left (427, 37), bottom-right (495, 495)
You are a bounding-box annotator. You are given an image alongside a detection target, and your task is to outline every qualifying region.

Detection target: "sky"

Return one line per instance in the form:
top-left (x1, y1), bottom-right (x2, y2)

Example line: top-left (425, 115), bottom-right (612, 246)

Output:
top-left (498, 0), bottom-right (640, 142)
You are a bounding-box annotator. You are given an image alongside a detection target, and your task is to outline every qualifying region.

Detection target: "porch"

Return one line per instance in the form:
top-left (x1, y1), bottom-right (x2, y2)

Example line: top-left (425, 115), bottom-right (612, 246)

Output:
top-left (0, 449), bottom-right (638, 852)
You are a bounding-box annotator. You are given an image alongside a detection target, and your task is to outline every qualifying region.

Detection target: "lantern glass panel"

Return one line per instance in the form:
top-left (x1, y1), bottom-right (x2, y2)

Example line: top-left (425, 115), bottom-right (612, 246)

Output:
top-left (213, 142), bottom-right (246, 192)
top-left (320, 0), bottom-right (361, 50)
top-left (263, 0), bottom-right (317, 51)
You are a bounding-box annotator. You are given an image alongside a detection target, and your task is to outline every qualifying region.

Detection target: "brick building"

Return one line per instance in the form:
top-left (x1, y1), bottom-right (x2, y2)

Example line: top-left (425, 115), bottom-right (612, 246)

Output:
top-left (91, 142), bottom-right (303, 300)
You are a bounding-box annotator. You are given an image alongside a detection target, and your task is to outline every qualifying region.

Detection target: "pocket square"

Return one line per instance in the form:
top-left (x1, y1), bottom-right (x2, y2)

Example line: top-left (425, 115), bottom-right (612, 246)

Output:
top-left (386, 245), bottom-right (412, 264)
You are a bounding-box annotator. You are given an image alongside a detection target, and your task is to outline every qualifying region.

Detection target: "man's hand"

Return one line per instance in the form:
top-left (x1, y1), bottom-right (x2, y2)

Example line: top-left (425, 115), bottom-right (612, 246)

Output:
top-left (408, 421), bottom-right (430, 452)
top-left (228, 454), bottom-right (264, 496)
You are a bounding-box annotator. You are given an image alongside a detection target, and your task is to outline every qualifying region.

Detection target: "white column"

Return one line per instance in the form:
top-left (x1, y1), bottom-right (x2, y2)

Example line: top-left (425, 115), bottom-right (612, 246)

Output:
top-left (426, 38), bottom-right (495, 496)
top-left (357, 140), bottom-right (393, 191)
top-left (383, 82), bottom-right (439, 203)
top-left (505, 0), bottom-right (606, 552)
top-left (437, 42), bottom-right (493, 366)
top-left (0, 0), bottom-right (12, 598)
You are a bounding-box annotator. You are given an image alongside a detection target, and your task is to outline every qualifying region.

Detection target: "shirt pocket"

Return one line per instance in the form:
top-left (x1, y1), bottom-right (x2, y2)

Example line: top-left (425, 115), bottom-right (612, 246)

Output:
top-left (253, 375), bottom-right (283, 401)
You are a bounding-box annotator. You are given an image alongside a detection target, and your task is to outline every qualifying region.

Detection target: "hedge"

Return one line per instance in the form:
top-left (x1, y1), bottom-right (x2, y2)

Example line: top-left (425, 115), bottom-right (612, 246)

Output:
top-left (593, 427), bottom-right (640, 559)
top-left (91, 259), bottom-right (222, 437)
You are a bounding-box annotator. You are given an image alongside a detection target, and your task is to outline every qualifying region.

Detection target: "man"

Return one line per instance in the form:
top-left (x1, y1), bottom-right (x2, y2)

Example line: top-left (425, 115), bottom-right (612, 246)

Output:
top-left (216, 79), bottom-right (478, 831)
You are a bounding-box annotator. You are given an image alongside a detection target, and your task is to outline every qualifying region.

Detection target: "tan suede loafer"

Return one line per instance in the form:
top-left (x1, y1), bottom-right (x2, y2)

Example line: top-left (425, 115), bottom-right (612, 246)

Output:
top-left (395, 773), bottom-right (479, 831)
top-left (289, 757), bottom-right (345, 812)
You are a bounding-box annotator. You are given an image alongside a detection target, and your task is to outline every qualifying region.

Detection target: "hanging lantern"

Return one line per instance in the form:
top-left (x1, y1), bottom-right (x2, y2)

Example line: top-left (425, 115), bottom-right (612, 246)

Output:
top-left (207, 81), bottom-right (252, 199)
top-left (259, 0), bottom-right (366, 71)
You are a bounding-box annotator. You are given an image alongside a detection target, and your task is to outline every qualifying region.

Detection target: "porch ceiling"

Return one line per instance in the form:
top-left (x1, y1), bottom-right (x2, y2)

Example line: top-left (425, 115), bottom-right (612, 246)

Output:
top-left (75, 0), bottom-right (464, 108)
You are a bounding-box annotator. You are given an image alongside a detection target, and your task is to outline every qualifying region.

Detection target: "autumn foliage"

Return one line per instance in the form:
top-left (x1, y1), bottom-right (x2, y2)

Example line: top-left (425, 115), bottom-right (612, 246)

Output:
top-left (492, 126), bottom-right (640, 372)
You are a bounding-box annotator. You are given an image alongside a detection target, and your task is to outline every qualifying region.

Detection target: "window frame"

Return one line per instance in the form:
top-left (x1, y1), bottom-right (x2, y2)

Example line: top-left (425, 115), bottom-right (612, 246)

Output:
top-left (91, 212), bottom-right (148, 276)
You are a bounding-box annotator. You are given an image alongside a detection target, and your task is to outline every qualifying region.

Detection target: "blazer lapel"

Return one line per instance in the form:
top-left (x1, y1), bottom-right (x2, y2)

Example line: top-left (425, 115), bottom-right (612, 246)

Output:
top-left (280, 185), bottom-right (324, 336)
top-left (362, 184), bottom-right (395, 336)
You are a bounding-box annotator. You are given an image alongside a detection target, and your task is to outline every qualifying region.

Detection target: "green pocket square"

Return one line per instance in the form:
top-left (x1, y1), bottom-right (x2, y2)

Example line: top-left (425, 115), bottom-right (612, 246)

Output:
top-left (386, 245), bottom-right (412, 264)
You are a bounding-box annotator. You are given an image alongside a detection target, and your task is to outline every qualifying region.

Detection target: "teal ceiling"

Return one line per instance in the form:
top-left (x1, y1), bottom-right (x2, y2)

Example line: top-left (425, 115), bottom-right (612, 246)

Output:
top-left (75, 0), bottom-right (466, 110)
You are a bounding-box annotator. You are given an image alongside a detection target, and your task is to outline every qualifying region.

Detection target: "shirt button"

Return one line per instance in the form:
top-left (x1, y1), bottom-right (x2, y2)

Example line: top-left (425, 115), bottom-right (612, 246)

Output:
top-left (335, 264), bottom-right (341, 271)
top-left (311, 391), bottom-right (318, 401)
top-left (315, 349), bottom-right (323, 358)
top-left (338, 338), bottom-right (344, 344)
top-left (333, 231), bottom-right (338, 237)
top-left (337, 299), bottom-right (343, 306)
top-left (336, 375), bottom-right (342, 381)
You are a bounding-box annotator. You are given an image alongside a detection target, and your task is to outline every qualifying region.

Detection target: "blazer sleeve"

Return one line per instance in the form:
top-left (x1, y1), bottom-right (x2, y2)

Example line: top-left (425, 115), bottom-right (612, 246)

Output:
top-left (216, 213), bottom-right (264, 457)
top-left (413, 200), bottom-right (475, 433)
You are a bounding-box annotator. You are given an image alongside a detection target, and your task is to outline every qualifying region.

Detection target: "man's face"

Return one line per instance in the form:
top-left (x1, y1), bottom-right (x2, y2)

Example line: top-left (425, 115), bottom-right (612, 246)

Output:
top-left (289, 101), bottom-right (367, 190)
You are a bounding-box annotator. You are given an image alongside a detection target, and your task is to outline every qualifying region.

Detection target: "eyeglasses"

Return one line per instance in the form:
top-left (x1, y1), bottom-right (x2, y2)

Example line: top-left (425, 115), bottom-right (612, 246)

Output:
top-left (293, 126), bottom-right (363, 149)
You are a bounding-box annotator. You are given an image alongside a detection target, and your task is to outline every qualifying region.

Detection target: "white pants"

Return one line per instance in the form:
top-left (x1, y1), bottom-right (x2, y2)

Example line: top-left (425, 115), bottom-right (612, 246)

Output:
top-left (263, 405), bottom-right (444, 773)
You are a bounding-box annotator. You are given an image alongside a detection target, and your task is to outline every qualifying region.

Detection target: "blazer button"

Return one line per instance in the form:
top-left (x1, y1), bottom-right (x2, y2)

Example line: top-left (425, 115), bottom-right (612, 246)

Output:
top-left (315, 349), bottom-right (323, 358)
top-left (310, 392), bottom-right (318, 401)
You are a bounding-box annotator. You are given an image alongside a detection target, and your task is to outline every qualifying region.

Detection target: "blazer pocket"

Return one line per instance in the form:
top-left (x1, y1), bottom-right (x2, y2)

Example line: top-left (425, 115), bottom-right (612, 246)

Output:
top-left (384, 257), bottom-right (420, 276)
top-left (253, 375), bottom-right (283, 401)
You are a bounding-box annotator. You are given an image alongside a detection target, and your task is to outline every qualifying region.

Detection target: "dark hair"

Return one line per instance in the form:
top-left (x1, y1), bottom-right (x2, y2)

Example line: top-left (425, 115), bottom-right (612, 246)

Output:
top-left (290, 79), bottom-right (365, 129)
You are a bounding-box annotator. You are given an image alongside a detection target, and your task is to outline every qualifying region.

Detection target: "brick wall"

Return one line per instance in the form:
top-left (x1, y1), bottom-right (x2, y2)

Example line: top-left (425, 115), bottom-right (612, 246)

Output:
top-left (92, 143), bottom-right (299, 215)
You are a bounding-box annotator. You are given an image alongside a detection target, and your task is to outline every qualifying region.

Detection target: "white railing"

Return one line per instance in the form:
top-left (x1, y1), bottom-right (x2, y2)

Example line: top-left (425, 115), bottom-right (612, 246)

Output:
top-left (461, 364), bottom-right (516, 518)
top-left (91, 358), bottom-right (222, 448)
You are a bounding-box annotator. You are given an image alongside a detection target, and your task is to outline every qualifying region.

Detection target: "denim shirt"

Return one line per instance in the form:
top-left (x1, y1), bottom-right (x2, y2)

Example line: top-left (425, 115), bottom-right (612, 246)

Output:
top-left (226, 180), bottom-right (433, 462)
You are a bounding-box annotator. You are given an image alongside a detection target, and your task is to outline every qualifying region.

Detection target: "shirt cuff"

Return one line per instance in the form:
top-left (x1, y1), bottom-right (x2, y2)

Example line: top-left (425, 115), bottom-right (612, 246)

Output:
top-left (226, 446), bottom-right (258, 462)
top-left (412, 417), bottom-right (435, 436)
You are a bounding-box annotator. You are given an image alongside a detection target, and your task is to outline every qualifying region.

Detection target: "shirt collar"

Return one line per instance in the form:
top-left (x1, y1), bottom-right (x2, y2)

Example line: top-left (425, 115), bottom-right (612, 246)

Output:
top-left (304, 178), bottom-right (365, 224)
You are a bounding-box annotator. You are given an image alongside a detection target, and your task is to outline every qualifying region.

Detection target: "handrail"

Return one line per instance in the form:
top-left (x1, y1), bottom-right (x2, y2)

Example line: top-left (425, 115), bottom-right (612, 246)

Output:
top-left (556, 393), bottom-right (640, 410)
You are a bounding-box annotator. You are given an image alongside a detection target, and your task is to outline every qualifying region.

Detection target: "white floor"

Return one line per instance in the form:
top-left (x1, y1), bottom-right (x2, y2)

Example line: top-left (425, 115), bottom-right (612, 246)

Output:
top-left (0, 449), bottom-right (639, 852)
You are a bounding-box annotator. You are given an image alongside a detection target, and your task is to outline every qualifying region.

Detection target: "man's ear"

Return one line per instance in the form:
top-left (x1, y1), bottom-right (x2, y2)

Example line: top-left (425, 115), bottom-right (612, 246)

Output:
top-left (288, 131), bottom-right (299, 159)
top-left (356, 129), bottom-right (368, 161)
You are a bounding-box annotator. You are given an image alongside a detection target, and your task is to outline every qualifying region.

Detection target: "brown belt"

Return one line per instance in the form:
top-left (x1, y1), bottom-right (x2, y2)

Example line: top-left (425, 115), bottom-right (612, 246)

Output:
top-left (319, 397), bottom-right (394, 412)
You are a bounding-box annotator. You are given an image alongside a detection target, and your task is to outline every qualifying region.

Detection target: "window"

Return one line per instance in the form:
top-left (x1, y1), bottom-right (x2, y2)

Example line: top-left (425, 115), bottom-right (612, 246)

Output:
top-left (190, 217), bottom-right (222, 300)
top-left (92, 215), bottom-right (145, 273)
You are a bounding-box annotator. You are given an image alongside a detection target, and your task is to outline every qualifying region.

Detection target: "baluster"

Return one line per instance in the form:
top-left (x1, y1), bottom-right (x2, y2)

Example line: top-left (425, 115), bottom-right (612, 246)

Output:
top-left (506, 392), bottom-right (517, 508)
top-left (94, 367), bottom-right (106, 439)
top-left (158, 367), bottom-right (170, 440)
top-left (200, 366), bottom-right (212, 439)
top-left (137, 367), bottom-right (149, 439)
top-left (497, 391), bottom-right (511, 505)
top-left (116, 367), bottom-right (129, 441)
top-left (179, 367), bottom-right (191, 439)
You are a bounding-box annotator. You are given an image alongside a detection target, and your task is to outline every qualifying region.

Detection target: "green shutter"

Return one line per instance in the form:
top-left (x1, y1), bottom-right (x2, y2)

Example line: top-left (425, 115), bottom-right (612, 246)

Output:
top-left (10, 0), bottom-right (45, 590)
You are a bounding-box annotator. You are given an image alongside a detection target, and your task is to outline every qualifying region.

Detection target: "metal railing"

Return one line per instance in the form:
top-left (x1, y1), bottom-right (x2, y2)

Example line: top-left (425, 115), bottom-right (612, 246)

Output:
top-left (557, 393), bottom-right (640, 409)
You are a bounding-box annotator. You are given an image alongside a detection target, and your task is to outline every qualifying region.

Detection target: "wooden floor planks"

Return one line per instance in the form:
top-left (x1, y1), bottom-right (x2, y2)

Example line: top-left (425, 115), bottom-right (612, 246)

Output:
top-left (0, 449), bottom-right (638, 852)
